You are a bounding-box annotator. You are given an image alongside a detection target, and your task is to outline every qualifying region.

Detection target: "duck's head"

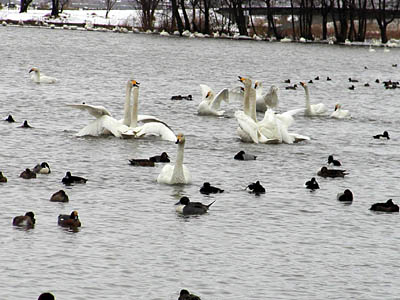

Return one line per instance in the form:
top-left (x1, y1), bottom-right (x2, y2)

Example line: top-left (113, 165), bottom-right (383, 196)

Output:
top-left (66, 171), bottom-right (72, 177)
top-left (25, 211), bottom-right (35, 219)
top-left (383, 131), bottom-right (389, 138)
top-left (175, 133), bottom-right (185, 145)
top-left (311, 177), bottom-right (316, 182)
top-left (180, 290), bottom-right (190, 297)
top-left (176, 196), bottom-right (190, 206)
top-left (344, 189), bottom-right (353, 197)
top-left (38, 292), bottom-right (55, 300)
top-left (41, 162), bottom-right (50, 168)
top-left (70, 211), bottom-right (79, 219)
top-left (386, 199), bottom-right (394, 205)
top-left (320, 166), bottom-right (328, 173)
top-left (203, 182), bottom-right (211, 188)
top-left (161, 152), bottom-right (169, 158)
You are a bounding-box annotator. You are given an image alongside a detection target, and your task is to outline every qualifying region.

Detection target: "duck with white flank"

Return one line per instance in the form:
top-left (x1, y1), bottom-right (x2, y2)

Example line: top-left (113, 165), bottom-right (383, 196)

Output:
top-left (373, 131), bottom-right (390, 139)
top-left (62, 172), bottom-right (87, 185)
top-left (175, 196), bottom-right (215, 215)
top-left (328, 155), bottom-right (341, 166)
top-left (33, 162), bottom-right (51, 174)
top-left (234, 150), bottom-right (257, 160)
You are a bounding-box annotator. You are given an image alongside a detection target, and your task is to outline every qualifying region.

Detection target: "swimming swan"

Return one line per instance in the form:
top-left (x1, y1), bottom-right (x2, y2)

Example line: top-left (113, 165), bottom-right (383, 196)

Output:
top-left (197, 84), bottom-right (229, 116)
top-left (254, 81), bottom-right (279, 112)
top-left (300, 82), bottom-right (327, 116)
top-left (236, 77), bottom-right (308, 144)
top-left (157, 133), bottom-right (191, 184)
top-left (120, 82), bottom-right (176, 141)
top-left (330, 104), bottom-right (351, 119)
top-left (29, 67), bottom-right (57, 83)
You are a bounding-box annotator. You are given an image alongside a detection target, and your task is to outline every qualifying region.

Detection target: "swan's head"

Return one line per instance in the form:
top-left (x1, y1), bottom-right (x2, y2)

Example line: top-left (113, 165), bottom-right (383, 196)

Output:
top-left (206, 91), bottom-right (213, 99)
top-left (29, 67), bottom-right (39, 73)
top-left (129, 80), bottom-right (140, 87)
top-left (254, 81), bottom-right (262, 89)
top-left (238, 76), bottom-right (252, 87)
top-left (175, 133), bottom-right (185, 145)
top-left (334, 104), bottom-right (341, 111)
top-left (300, 82), bottom-right (307, 89)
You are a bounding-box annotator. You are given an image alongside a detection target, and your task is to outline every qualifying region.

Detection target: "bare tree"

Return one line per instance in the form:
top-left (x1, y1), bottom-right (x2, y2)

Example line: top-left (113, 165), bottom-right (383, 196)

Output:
top-left (330, 0), bottom-right (349, 43)
top-left (60, 0), bottom-right (70, 13)
top-left (318, 0), bottom-right (332, 40)
top-left (229, 0), bottom-right (248, 35)
top-left (299, 0), bottom-right (314, 40)
top-left (51, 0), bottom-right (59, 17)
top-left (264, 0), bottom-right (283, 39)
top-left (171, 0), bottom-right (184, 33)
top-left (371, 0), bottom-right (400, 43)
top-left (105, 0), bottom-right (118, 18)
top-left (20, 0), bottom-right (33, 12)
top-left (130, 0), bottom-right (161, 31)
top-left (180, 0), bottom-right (191, 30)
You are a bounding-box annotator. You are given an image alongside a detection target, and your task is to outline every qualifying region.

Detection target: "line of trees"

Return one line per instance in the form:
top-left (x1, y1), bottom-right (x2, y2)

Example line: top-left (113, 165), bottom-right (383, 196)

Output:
top-left (18, 0), bottom-right (400, 43)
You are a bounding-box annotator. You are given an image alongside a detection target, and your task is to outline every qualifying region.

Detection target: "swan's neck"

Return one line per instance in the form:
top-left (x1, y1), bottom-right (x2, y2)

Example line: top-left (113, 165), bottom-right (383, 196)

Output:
top-left (243, 82), bottom-right (256, 121)
top-left (172, 142), bottom-right (185, 180)
top-left (130, 87), bottom-right (139, 128)
top-left (249, 87), bottom-right (257, 121)
top-left (304, 87), bottom-right (311, 111)
top-left (123, 83), bottom-right (132, 126)
top-left (32, 71), bottom-right (40, 82)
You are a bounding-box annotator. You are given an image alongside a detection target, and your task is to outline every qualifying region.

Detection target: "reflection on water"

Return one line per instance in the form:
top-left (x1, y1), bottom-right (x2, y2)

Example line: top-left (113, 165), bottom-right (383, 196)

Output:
top-left (1, 25), bottom-right (400, 299)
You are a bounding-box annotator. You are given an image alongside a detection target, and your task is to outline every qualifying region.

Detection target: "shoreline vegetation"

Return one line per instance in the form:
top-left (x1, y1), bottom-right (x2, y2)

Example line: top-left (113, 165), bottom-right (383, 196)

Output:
top-left (1, 7), bottom-right (399, 48)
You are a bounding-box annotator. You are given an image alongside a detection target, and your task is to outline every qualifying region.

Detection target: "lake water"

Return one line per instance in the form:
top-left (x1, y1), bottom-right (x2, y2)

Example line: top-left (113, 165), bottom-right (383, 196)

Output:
top-left (1, 26), bottom-right (400, 300)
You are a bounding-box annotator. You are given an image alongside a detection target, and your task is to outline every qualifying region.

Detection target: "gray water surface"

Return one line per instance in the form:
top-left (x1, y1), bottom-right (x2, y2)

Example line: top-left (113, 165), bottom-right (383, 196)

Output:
top-left (1, 26), bottom-right (400, 300)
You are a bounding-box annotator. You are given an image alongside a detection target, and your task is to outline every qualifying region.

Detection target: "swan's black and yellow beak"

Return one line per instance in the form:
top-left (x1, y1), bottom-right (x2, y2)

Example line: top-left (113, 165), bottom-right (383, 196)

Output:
top-left (131, 80), bottom-right (140, 87)
top-left (254, 81), bottom-right (259, 88)
top-left (238, 76), bottom-right (245, 83)
top-left (206, 91), bottom-right (211, 98)
top-left (29, 68), bottom-right (35, 73)
top-left (300, 82), bottom-right (305, 87)
top-left (176, 133), bottom-right (183, 144)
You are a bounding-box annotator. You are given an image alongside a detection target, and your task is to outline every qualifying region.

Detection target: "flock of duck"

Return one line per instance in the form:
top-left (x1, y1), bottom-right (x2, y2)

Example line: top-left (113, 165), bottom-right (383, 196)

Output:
top-left (2, 62), bottom-right (398, 299)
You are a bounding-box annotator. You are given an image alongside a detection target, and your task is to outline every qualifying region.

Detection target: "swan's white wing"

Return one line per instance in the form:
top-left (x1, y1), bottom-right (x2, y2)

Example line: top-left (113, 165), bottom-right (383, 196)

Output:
top-left (200, 84), bottom-right (212, 100)
top-left (229, 86), bottom-right (244, 103)
top-left (211, 88), bottom-right (229, 110)
top-left (276, 108), bottom-right (303, 129)
top-left (76, 115), bottom-right (127, 137)
top-left (157, 164), bottom-right (175, 183)
top-left (121, 122), bottom-right (176, 141)
top-left (137, 114), bottom-right (173, 130)
top-left (311, 103), bottom-right (327, 115)
top-left (67, 104), bottom-right (112, 118)
top-left (40, 75), bottom-right (57, 83)
top-left (197, 101), bottom-right (224, 116)
top-left (235, 111), bottom-right (259, 143)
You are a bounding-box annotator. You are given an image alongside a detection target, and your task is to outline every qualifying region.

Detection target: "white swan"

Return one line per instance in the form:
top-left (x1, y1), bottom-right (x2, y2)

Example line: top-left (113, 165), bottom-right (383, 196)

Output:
top-left (254, 81), bottom-right (279, 112)
top-left (197, 84), bottom-right (229, 116)
top-left (29, 67), bottom-right (57, 83)
top-left (330, 104), bottom-right (351, 119)
top-left (300, 82), bottom-right (327, 116)
top-left (236, 77), bottom-right (308, 144)
top-left (120, 82), bottom-right (176, 141)
top-left (66, 103), bottom-right (129, 137)
top-left (157, 133), bottom-right (191, 184)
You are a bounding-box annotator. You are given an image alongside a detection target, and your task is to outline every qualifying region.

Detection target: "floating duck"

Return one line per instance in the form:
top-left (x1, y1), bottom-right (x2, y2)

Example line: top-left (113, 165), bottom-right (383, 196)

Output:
top-left (246, 181), bottom-right (266, 195)
top-left (178, 289), bottom-right (201, 300)
top-left (62, 172), bottom-right (87, 185)
top-left (373, 131), bottom-right (390, 139)
top-left (20, 168), bottom-right (36, 179)
top-left (5, 114), bottom-right (15, 122)
top-left (58, 211), bottom-right (81, 227)
top-left (13, 211), bottom-right (35, 227)
top-left (328, 155), bottom-right (341, 166)
top-left (33, 162), bottom-right (51, 174)
top-left (0, 171), bottom-right (7, 182)
top-left (370, 199), bottom-right (399, 212)
top-left (149, 152), bottom-right (170, 163)
top-left (305, 177), bottom-right (319, 190)
top-left (175, 196), bottom-right (215, 215)
top-left (129, 159), bottom-right (155, 167)
top-left (317, 166), bottom-right (348, 178)
top-left (234, 150), bottom-right (256, 161)
top-left (337, 189), bottom-right (353, 202)
top-left (50, 190), bottom-right (69, 202)
top-left (200, 182), bottom-right (224, 194)
top-left (19, 120), bottom-right (32, 128)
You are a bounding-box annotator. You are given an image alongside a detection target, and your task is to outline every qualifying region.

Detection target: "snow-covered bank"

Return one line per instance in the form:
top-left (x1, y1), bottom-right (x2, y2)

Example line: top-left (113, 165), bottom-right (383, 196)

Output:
top-left (1, 8), bottom-right (399, 47)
